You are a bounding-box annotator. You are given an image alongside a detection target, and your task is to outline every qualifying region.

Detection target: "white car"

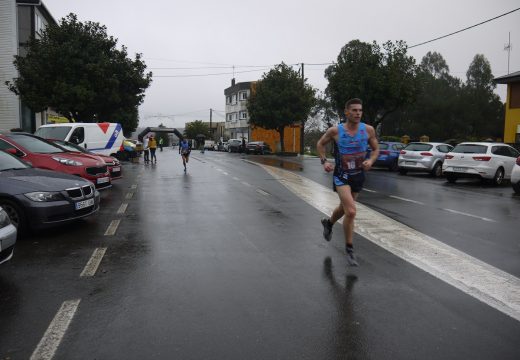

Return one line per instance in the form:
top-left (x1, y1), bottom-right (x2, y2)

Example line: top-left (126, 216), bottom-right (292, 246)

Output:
top-left (0, 206), bottom-right (17, 265)
top-left (398, 142), bottom-right (453, 177)
top-left (511, 156), bottom-right (520, 194)
top-left (443, 142), bottom-right (520, 185)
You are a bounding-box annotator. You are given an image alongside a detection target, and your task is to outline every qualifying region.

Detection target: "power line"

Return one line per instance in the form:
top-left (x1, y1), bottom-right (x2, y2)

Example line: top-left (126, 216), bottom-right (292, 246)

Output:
top-left (408, 7), bottom-right (520, 49)
top-left (153, 67), bottom-right (273, 78)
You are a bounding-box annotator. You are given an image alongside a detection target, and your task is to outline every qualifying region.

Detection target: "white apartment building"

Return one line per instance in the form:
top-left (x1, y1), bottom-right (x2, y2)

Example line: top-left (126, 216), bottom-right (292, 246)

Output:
top-left (224, 79), bottom-right (254, 141)
top-left (0, 0), bottom-right (56, 132)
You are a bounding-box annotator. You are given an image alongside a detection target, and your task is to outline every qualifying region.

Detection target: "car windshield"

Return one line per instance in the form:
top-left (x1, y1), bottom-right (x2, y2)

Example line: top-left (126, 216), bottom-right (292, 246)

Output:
top-left (452, 144), bottom-right (488, 154)
top-left (35, 126), bottom-right (72, 140)
top-left (0, 150), bottom-right (30, 171)
top-left (404, 143), bottom-right (433, 151)
top-left (7, 134), bottom-right (64, 154)
top-left (379, 143), bottom-right (389, 150)
top-left (53, 140), bottom-right (87, 153)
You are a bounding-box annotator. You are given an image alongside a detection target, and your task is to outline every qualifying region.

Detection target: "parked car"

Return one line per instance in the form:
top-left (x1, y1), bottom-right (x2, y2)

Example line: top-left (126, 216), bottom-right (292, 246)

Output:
top-left (217, 142), bottom-right (229, 152)
top-left (228, 139), bottom-right (244, 153)
top-left (398, 142), bottom-right (454, 177)
top-left (204, 140), bottom-right (216, 151)
top-left (0, 132), bottom-right (111, 189)
top-left (369, 141), bottom-right (405, 171)
top-left (443, 142), bottom-right (520, 185)
top-left (0, 206), bottom-right (16, 264)
top-left (245, 141), bottom-right (272, 155)
top-left (0, 150), bottom-right (100, 234)
top-left (510, 156), bottom-right (520, 194)
top-left (49, 139), bottom-right (122, 180)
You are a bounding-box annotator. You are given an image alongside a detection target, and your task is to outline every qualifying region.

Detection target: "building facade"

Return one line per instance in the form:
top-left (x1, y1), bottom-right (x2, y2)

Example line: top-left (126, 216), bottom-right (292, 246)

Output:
top-left (0, 0), bottom-right (56, 132)
top-left (224, 79), bottom-right (253, 141)
top-left (495, 71), bottom-right (520, 144)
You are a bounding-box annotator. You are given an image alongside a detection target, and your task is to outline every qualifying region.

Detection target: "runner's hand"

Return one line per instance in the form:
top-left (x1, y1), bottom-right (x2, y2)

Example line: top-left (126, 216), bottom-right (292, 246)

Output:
top-left (323, 162), bottom-right (334, 173)
top-left (362, 159), bottom-right (373, 171)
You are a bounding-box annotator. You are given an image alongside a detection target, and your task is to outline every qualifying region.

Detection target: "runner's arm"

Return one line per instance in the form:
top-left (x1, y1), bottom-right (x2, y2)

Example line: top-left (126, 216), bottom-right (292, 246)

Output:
top-left (317, 127), bottom-right (336, 172)
top-left (363, 125), bottom-right (379, 170)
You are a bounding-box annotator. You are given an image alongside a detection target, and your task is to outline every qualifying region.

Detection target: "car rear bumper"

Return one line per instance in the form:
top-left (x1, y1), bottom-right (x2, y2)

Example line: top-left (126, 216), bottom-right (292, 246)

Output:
top-left (0, 224), bottom-right (17, 265)
top-left (398, 158), bottom-right (435, 171)
top-left (442, 165), bottom-right (494, 179)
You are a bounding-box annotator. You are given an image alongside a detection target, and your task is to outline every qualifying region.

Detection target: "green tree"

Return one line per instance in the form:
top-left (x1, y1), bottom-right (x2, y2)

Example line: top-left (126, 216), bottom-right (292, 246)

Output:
top-left (247, 63), bottom-right (316, 152)
top-left (184, 120), bottom-right (209, 142)
top-left (6, 13), bottom-right (152, 134)
top-left (324, 40), bottom-right (419, 127)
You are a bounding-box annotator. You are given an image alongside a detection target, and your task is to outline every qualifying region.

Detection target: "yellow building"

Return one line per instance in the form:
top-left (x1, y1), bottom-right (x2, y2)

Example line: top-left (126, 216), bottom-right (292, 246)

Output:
top-left (251, 124), bottom-right (301, 153)
top-left (495, 71), bottom-right (520, 144)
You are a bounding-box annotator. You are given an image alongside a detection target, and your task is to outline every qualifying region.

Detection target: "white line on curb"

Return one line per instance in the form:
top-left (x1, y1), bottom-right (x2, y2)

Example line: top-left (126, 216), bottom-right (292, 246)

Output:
top-left (30, 299), bottom-right (81, 360)
top-left (104, 220), bottom-right (120, 236)
top-left (117, 203), bottom-right (128, 215)
top-left (80, 248), bottom-right (107, 277)
top-left (258, 163), bottom-right (520, 322)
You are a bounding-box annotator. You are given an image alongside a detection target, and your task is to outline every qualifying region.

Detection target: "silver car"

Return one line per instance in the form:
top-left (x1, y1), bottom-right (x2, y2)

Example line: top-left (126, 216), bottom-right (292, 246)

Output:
top-left (0, 206), bottom-right (17, 265)
top-left (398, 142), bottom-right (453, 177)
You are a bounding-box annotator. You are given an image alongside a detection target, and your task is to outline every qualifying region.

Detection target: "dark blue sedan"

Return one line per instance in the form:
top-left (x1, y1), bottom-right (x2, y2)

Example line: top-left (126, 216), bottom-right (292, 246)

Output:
top-left (370, 141), bottom-right (406, 171)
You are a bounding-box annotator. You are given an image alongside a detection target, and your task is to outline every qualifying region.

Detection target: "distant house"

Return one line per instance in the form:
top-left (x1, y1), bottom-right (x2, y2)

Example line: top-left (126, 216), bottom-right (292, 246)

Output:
top-left (495, 71), bottom-right (520, 144)
top-left (224, 78), bottom-right (301, 152)
top-left (0, 0), bottom-right (56, 132)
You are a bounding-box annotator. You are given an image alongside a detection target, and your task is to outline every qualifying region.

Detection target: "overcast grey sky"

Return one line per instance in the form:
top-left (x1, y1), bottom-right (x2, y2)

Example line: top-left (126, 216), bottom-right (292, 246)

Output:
top-left (43, 0), bottom-right (519, 129)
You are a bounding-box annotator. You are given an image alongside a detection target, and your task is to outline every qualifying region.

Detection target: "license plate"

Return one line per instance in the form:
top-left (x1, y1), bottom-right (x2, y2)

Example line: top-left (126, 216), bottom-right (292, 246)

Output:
top-left (405, 161), bottom-right (416, 165)
top-left (97, 177), bottom-right (110, 184)
top-left (453, 167), bottom-right (466, 172)
top-left (75, 198), bottom-right (94, 210)
top-left (112, 166), bottom-right (120, 172)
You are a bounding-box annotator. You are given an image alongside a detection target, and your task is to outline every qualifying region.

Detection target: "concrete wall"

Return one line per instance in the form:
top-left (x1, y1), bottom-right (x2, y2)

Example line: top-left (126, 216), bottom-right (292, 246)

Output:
top-left (0, 0), bottom-right (20, 131)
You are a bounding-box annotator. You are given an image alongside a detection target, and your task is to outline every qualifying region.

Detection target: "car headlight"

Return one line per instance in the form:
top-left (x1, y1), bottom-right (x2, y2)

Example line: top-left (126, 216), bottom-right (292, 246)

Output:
top-left (0, 208), bottom-right (11, 227)
top-left (25, 191), bottom-right (64, 202)
top-left (52, 157), bottom-right (83, 166)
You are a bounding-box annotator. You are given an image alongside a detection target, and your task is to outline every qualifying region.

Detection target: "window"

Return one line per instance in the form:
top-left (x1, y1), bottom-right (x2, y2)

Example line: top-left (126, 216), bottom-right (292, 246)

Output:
top-left (239, 111), bottom-right (247, 119)
top-left (231, 94), bottom-right (237, 104)
top-left (491, 146), bottom-right (509, 156)
top-left (227, 114), bottom-right (233, 121)
top-left (452, 144), bottom-right (487, 154)
top-left (227, 113), bottom-right (238, 122)
top-left (404, 143), bottom-right (433, 151)
top-left (436, 145), bottom-right (451, 153)
top-left (510, 83), bottom-right (520, 109)
top-left (70, 127), bottom-right (85, 144)
top-left (239, 91), bottom-right (248, 101)
top-left (226, 96), bottom-right (232, 105)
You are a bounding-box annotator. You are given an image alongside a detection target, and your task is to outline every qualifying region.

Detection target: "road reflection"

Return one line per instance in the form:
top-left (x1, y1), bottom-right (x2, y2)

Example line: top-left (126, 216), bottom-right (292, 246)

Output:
top-left (247, 155), bottom-right (303, 171)
top-left (323, 256), bottom-right (369, 359)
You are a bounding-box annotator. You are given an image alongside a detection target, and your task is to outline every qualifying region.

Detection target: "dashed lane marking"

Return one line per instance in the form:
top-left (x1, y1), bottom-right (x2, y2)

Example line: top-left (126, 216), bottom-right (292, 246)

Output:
top-left (241, 181), bottom-right (252, 187)
top-left (80, 248), bottom-right (107, 277)
top-left (256, 189), bottom-right (270, 196)
top-left (131, 184), bottom-right (138, 189)
top-left (389, 195), bottom-right (425, 205)
top-left (104, 220), bottom-right (120, 236)
top-left (258, 163), bottom-right (520, 322)
top-left (442, 208), bottom-right (496, 223)
top-left (117, 203), bottom-right (128, 215)
top-left (233, 177), bottom-right (240, 181)
top-left (30, 299), bottom-right (81, 360)
top-left (363, 188), bottom-right (377, 193)
top-left (125, 192), bottom-right (134, 200)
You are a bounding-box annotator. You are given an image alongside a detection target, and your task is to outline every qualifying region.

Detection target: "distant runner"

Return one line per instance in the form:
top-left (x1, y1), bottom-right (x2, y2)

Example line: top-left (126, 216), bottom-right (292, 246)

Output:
top-left (179, 139), bottom-right (191, 172)
top-left (316, 98), bottom-right (379, 266)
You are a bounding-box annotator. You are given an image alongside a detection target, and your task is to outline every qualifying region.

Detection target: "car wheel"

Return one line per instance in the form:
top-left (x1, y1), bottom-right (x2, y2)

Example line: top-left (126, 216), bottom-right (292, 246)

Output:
top-left (446, 174), bottom-right (457, 183)
top-left (0, 199), bottom-right (27, 235)
top-left (431, 162), bottom-right (442, 177)
top-left (398, 168), bottom-right (407, 175)
top-left (513, 181), bottom-right (520, 194)
top-left (492, 167), bottom-right (505, 186)
top-left (228, 148), bottom-right (232, 153)
top-left (389, 160), bottom-right (399, 171)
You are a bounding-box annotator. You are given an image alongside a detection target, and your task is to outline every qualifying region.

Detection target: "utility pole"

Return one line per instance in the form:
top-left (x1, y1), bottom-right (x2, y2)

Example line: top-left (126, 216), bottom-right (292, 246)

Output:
top-left (300, 62), bottom-right (305, 155)
top-left (209, 108), bottom-right (213, 140)
top-left (504, 32), bottom-right (512, 74)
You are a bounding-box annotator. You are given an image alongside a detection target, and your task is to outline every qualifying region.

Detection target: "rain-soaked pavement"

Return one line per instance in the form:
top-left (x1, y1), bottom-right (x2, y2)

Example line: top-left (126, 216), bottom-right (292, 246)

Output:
top-left (1, 148), bottom-right (519, 359)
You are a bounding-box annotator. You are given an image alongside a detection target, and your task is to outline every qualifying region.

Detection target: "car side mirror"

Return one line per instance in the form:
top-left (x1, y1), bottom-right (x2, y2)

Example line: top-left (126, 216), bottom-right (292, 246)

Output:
top-left (6, 148), bottom-right (23, 157)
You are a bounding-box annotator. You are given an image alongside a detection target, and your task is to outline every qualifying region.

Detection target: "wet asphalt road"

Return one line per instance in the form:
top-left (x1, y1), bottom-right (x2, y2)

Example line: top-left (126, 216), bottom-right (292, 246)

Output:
top-left (0, 148), bottom-right (519, 359)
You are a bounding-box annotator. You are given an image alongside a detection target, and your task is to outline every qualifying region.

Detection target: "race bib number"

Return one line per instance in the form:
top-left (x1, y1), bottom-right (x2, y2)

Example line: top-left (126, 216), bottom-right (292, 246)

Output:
top-left (340, 152), bottom-right (366, 172)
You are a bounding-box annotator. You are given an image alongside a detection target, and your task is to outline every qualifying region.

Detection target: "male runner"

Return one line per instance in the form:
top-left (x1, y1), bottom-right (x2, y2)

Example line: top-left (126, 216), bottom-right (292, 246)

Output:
top-left (179, 138), bottom-right (191, 172)
top-left (316, 98), bottom-right (379, 266)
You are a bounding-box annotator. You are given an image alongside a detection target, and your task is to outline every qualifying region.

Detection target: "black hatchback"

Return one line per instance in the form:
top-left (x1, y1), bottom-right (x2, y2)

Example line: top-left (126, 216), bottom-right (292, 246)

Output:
top-left (0, 150), bottom-right (100, 235)
top-left (245, 141), bottom-right (272, 155)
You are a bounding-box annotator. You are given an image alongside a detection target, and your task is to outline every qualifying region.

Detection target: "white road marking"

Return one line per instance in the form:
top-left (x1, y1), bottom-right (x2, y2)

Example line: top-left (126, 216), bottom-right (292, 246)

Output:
top-left (256, 189), bottom-right (270, 196)
top-left (222, 171), bottom-right (229, 175)
top-left (389, 195), bottom-right (425, 205)
top-left (363, 188), bottom-right (377, 193)
top-left (30, 299), bottom-right (81, 360)
top-left (233, 177), bottom-right (240, 181)
top-left (241, 181), bottom-right (252, 187)
top-left (104, 220), bottom-right (120, 236)
top-left (80, 248), bottom-right (107, 277)
top-left (259, 163), bottom-right (520, 322)
top-left (131, 184), bottom-right (137, 189)
top-left (442, 208), bottom-right (496, 223)
top-left (125, 192), bottom-right (133, 200)
top-left (117, 203), bottom-right (128, 215)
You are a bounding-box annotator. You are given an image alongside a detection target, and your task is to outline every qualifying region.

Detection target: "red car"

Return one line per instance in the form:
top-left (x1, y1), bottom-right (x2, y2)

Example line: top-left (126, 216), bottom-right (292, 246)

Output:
top-left (0, 132), bottom-right (111, 189)
top-left (49, 139), bottom-right (122, 180)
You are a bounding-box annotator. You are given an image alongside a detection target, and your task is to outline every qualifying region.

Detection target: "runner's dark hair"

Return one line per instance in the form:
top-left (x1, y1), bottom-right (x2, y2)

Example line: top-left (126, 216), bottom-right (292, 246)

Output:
top-left (345, 98), bottom-right (362, 109)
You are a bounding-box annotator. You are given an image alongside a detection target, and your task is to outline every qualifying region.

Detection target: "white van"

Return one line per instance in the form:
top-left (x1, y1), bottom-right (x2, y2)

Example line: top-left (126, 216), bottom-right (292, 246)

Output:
top-left (35, 122), bottom-right (124, 157)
